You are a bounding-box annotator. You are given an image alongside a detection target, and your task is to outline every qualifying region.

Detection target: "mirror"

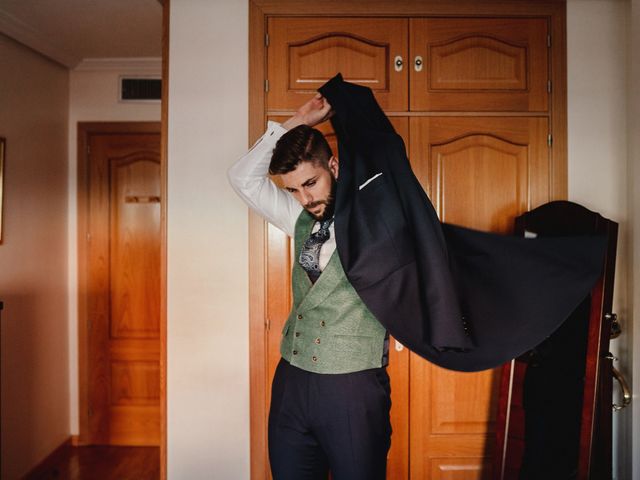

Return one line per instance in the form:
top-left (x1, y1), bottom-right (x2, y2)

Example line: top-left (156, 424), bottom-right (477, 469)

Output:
top-left (493, 201), bottom-right (618, 479)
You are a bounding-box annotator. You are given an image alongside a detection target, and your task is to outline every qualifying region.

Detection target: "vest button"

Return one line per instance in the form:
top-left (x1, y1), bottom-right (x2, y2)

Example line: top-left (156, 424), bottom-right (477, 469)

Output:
top-left (312, 356), bottom-right (318, 362)
top-left (295, 332), bottom-right (300, 337)
top-left (314, 338), bottom-right (320, 344)
top-left (292, 350), bottom-right (298, 355)
top-left (320, 321), bottom-right (325, 327)
top-left (297, 314), bottom-right (303, 320)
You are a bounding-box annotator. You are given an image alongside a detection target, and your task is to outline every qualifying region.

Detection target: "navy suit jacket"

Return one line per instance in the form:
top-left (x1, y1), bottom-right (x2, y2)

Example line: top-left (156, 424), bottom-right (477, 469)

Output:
top-left (319, 74), bottom-right (606, 372)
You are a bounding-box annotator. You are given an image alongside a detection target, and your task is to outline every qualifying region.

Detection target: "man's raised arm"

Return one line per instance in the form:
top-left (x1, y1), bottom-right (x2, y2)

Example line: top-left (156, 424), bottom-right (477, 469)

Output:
top-left (227, 94), bottom-right (333, 237)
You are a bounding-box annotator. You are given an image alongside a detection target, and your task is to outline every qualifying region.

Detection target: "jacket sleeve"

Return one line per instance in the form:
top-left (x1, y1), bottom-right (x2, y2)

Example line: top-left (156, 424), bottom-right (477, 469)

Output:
top-left (318, 73), bottom-right (477, 359)
top-left (318, 73), bottom-right (396, 146)
top-left (315, 73), bottom-right (609, 373)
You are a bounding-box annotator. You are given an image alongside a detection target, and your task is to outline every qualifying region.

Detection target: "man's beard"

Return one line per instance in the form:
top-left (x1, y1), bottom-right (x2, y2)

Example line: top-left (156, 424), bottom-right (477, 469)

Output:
top-left (305, 175), bottom-right (337, 221)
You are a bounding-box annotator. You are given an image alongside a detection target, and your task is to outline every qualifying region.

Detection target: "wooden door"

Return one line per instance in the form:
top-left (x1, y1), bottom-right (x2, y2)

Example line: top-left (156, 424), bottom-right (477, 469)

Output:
top-left (267, 17), bottom-right (408, 111)
top-left (409, 18), bottom-right (549, 112)
top-left (408, 116), bottom-right (550, 479)
top-left (86, 131), bottom-right (161, 446)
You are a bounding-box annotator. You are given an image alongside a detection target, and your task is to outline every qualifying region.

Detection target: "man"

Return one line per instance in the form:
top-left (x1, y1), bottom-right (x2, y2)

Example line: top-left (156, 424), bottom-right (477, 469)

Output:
top-left (228, 93), bottom-right (391, 480)
top-left (229, 74), bottom-right (606, 480)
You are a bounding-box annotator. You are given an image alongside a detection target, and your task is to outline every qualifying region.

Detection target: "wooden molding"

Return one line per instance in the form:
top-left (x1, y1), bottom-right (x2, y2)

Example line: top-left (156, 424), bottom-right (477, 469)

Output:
top-left (252, 0), bottom-right (566, 16)
top-left (160, 1), bottom-right (170, 479)
top-left (248, 3), bottom-right (269, 478)
top-left (550, 2), bottom-right (568, 200)
top-left (73, 57), bottom-right (162, 73)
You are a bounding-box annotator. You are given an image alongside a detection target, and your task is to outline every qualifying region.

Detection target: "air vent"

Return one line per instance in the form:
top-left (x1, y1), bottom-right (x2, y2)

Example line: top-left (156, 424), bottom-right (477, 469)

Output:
top-left (120, 77), bottom-right (161, 101)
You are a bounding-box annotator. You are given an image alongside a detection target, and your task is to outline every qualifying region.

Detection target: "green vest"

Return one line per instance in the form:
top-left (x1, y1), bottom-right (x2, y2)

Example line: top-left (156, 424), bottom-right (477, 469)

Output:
top-left (280, 211), bottom-right (387, 374)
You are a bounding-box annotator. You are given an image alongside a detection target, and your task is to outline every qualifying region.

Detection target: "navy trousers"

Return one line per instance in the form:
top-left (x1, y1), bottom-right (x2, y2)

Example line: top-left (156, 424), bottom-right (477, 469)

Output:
top-left (268, 358), bottom-right (392, 480)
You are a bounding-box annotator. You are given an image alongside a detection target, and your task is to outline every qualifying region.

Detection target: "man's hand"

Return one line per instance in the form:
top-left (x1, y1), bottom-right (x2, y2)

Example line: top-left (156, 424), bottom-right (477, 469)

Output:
top-left (282, 94), bottom-right (333, 130)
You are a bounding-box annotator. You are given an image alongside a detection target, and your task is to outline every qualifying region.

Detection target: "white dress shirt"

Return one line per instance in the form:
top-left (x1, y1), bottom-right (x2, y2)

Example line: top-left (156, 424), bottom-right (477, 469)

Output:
top-left (227, 121), bottom-right (337, 271)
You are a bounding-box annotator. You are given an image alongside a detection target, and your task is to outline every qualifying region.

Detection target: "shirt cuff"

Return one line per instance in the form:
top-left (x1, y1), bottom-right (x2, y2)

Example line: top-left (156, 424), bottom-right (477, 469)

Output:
top-left (265, 120), bottom-right (288, 140)
top-left (245, 120), bottom-right (287, 155)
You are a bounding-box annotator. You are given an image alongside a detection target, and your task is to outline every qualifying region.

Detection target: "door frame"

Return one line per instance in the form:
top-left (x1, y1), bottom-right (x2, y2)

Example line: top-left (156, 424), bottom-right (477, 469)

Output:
top-left (248, 1), bottom-right (568, 479)
top-left (76, 122), bottom-right (164, 448)
top-left (76, 0), bottom-right (169, 473)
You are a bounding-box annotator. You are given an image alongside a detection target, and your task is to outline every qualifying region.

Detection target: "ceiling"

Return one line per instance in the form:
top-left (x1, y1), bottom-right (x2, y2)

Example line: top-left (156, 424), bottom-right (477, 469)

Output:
top-left (0, 0), bottom-right (162, 68)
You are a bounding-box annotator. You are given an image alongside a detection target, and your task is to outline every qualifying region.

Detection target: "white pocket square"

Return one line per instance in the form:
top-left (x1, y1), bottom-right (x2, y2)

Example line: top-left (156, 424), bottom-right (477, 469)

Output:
top-left (358, 172), bottom-right (383, 190)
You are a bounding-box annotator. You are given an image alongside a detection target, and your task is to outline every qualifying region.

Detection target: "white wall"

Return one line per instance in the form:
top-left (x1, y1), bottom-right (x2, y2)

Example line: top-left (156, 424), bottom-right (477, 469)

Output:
top-left (0, 34), bottom-right (70, 480)
top-left (629, 0), bottom-right (640, 478)
top-left (166, 1), bottom-right (634, 478)
top-left (67, 59), bottom-right (161, 434)
top-left (567, 1), bottom-right (633, 478)
top-left (167, 1), bottom-right (250, 478)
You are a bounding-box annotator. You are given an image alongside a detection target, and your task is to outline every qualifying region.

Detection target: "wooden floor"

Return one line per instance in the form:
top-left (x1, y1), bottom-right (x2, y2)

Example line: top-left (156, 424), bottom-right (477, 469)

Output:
top-left (24, 445), bottom-right (160, 480)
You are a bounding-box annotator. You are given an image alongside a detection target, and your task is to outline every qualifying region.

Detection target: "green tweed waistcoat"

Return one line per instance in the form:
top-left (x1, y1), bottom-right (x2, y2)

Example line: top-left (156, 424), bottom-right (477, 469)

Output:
top-left (280, 210), bottom-right (387, 374)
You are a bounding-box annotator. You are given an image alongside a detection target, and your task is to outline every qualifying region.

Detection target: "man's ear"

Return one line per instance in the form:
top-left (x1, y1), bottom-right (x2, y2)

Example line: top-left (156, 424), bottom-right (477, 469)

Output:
top-left (328, 155), bottom-right (339, 179)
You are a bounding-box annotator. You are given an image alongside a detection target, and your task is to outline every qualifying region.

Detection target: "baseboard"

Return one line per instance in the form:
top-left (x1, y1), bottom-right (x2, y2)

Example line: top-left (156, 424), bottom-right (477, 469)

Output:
top-left (22, 437), bottom-right (72, 479)
top-left (70, 434), bottom-right (81, 446)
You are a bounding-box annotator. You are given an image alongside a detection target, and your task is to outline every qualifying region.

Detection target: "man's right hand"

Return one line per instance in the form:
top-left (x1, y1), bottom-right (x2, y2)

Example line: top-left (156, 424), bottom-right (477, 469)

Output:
top-left (282, 94), bottom-right (333, 130)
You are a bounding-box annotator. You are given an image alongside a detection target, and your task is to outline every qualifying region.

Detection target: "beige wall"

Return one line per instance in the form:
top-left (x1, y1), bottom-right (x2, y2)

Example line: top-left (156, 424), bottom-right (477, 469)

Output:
top-left (167, 1), bottom-right (250, 478)
top-left (567, 1), bottom-right (634, 478)
top-left (166, 1), bottom-right (635, 478)
top-left (67, 59), bottom-right (161, 434)
top-left (0, 34), bottom-right (70, 480)
top-left (629, 0), bottom-right (640, 478)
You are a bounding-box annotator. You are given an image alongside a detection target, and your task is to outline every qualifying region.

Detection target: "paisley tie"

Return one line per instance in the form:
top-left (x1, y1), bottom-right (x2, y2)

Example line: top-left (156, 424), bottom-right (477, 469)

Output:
top-left (299, 218), bottom-right (334, 283)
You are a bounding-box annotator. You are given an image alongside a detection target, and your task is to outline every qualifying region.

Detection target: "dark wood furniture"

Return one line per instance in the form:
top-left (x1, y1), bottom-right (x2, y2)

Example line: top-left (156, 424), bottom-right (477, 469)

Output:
top-left (493, 201), bottom-right (618, 480)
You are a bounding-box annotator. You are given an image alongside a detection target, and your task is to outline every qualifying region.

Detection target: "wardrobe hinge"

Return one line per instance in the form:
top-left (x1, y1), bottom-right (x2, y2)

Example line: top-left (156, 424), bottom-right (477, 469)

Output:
top-left (265, 79), bottom-right (269, 92)
top-left (547, 80), bottom-right (552, 93)
top-left (86, 144), bottom-right (91, 154)
top-left (548, 134), bottom-right (553, 147)
top-left (547, 34), bottom-right (552, 48)
top-left (265, 317), bottom-right (271, 331)
top-left (265, 33), bottom-right (269, 47)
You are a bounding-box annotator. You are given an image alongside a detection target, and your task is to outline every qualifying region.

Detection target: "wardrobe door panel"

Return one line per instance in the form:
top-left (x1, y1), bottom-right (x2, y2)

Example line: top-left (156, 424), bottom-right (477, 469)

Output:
top-left (267, 17), bottom-right (408, 111)
top-left (408, 116), bottom-right (550, 479)
top-left (410, 18), bottom-right (549, 112)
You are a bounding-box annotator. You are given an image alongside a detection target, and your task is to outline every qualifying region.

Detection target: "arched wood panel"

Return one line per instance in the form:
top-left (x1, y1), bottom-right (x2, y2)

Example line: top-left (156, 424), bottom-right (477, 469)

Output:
top-left (408, 116), bottom-right (549, 479)
top-left (84, 131), bottom-right (161, 447)
top-left (268, 17), bottom-right (408, 111)
top-left (410, 18), bottom-right (549, 112)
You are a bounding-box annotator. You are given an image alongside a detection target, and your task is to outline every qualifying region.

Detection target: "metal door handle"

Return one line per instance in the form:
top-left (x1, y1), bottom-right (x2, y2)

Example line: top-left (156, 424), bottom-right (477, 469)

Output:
top-left (414, 55), bottom-right (423, 72)
top-left (606, 313), bottom-right (621, 338)
top-left (394, 55), bottom-right (403, 72)
top-left (612, 366), bottom-right (631, 411)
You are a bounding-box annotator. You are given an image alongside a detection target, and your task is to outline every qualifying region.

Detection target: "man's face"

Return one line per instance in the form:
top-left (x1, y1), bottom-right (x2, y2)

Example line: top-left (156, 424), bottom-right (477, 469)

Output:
top-left (281, 157), bottom-right (339, 221)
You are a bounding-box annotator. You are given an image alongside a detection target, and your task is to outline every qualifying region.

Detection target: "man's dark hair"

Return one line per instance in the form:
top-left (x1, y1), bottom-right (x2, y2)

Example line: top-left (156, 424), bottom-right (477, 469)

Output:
top-left (269, 124), bottom-right (333, 175)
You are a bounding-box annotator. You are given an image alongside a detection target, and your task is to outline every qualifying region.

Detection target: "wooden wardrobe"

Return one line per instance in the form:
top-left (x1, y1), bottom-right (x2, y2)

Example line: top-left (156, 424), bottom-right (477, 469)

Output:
top-left (248, 2), bottom-right (568, 479)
